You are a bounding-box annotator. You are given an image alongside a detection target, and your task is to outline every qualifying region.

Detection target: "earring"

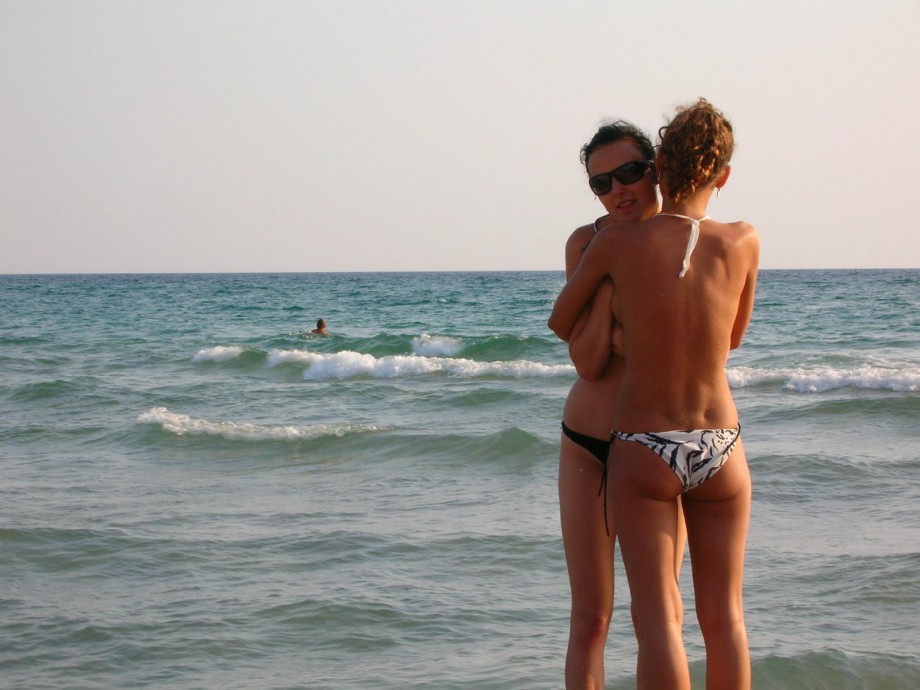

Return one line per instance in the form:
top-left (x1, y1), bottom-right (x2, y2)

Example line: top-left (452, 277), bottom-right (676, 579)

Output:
top-left (716, 187), bottom-right (722, 198)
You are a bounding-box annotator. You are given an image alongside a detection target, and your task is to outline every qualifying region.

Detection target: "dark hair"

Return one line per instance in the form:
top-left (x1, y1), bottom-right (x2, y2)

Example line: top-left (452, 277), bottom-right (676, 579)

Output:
top-left (316, 319), bottom-right (326, 329)
top-left (580, 120), bottom-right (655, 172)
top-left (657, 98), bottom-right (734, 204)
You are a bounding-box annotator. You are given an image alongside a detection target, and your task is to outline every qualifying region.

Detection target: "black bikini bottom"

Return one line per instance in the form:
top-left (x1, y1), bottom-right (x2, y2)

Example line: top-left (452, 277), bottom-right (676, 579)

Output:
top-left (560, 421), bottom-right (609, 465)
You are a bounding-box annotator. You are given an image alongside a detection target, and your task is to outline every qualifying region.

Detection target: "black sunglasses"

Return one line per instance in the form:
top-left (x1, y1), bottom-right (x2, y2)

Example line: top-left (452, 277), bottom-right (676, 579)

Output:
top-left (588, 160), bottom-right (654, 196)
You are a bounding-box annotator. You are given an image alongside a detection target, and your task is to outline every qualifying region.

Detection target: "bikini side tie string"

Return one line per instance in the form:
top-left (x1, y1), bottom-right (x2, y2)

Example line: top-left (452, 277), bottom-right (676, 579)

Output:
top-left (597, 437), bottom-right (613, 537)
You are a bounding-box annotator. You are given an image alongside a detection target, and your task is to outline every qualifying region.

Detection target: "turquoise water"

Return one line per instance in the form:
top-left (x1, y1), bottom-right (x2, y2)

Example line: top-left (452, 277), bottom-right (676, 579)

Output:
top-left (1, 270), bottom-right (919, 689)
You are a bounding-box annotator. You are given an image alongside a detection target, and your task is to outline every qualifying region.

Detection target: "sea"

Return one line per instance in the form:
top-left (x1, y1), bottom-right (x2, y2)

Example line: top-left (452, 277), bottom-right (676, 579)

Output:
top-left (1, 269), bottom-right (918, 690)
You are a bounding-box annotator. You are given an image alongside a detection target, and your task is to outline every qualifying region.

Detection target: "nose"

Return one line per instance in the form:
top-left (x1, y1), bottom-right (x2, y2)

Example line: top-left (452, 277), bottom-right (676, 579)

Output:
top-left (606, 179), bottom-right (628, 197)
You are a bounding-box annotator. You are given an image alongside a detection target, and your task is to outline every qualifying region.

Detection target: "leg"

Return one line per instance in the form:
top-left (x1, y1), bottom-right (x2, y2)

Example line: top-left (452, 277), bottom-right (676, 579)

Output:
top-left (674, 495), bottom-right (688, 576)
top-left (630, 496), bottom-right (686, 637)
top-left (682, 441), bottom-right (752, 690)
top-left (559, 436), bottom-right (615, 690)
top-left (609, 439), bottom-right (690, 690)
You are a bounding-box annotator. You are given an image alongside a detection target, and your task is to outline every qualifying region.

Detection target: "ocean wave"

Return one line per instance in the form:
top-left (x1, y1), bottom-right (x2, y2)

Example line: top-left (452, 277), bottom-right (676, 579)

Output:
top-left (137, 407), bottom-right (388, 441)
top-left (751, 649), bottom-right (920, 689)
top-left (728, 365), bottom-right (920, 392)
top-left (191, 346), bottom-right (247, 363)
top-left (9, 379), bottom-right (84, 402)
top-left (411, 333), bottom-right (463, 357)
top-left (460, 334), bottom-right (546, 360)
top-left (185, 327), bottom-right (573, 378)
top-left (265, 348), bottom-right (574, 380)
top-left (265, 348), bottom-right (321, 367)
top-left (190, 345), bottom-right (918, 391)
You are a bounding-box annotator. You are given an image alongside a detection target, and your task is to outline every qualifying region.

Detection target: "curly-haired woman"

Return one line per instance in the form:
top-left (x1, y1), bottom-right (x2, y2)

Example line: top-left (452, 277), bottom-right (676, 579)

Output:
top-left (550, 98), bottom-right (759, 690)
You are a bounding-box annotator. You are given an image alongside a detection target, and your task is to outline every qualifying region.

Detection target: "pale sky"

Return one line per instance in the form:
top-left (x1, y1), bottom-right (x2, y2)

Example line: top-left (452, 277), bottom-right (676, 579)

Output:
top-left (2, 0), bottom-right (918, 273)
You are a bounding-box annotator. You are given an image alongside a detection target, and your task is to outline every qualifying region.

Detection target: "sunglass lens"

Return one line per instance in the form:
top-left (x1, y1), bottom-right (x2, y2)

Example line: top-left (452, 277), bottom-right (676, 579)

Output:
top-left (588, 161), bottom-right (649, 195)
top-left (589, 175), bottom-right (612, 196)
top-left (614, 162), bottom-right (645, 185)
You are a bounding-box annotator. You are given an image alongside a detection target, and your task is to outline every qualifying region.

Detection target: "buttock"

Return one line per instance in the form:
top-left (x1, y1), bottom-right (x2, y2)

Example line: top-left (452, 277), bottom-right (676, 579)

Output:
top-left (561, 421), bottom-right (610, 465)
top-left (612, 425), bottom-right (741, 492)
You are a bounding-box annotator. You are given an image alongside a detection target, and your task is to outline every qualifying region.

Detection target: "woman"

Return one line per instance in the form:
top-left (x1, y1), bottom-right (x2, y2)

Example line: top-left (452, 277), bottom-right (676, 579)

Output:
top-left (559, 120), bottom-right (684, 690)
top-left (550, 99), bottom-right (759, 689)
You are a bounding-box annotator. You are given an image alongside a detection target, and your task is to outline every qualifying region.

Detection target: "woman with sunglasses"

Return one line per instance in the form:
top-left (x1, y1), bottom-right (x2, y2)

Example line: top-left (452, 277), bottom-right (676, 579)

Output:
top-left (559, 120), bottom-right (685, 690)
top-left (550, 98), bottom-right (759, 689)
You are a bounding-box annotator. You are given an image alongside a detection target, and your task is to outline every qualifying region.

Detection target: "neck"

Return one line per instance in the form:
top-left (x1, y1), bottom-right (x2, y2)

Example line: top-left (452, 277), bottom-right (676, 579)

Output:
top-left (661, 199), bottom-right (708, 218)
top-left (659, 188), bottom-right (713, 219)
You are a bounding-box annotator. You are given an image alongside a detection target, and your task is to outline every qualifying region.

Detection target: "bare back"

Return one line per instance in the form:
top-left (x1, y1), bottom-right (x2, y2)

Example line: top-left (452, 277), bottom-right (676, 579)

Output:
top-left (607, 215), bottom-right (758, 431)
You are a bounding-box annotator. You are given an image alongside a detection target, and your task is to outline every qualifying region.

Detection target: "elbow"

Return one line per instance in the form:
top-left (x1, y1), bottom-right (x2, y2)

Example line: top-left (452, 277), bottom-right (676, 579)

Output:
top-left (729, 331), bottom-right (744, 350)
top-left (729, 315), bottom-right (751, 350)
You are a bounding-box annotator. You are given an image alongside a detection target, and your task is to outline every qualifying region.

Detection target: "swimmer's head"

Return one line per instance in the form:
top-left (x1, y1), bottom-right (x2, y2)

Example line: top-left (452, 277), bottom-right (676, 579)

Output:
top-left (657, 98), bottom-right (733, 205)
top-left (316, 319), bottom-right (326, 329)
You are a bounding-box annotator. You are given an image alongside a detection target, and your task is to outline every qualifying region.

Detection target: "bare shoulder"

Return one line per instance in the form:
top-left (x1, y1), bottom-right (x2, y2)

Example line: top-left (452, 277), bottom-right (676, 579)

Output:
top-left (596, 218), bottom-right (643, 245)
top-left (566, 223), bottom-right (597, 253)
top-left (575, 221), bottom-right (634, 275)
top-left (589, 221), bottom-right (626, 253)
top-left (720, 220), bottom-right (758, 246)
top-left (722, 221), bottom-right (760, 266)
top-left (565, 222), bottom-right (601, 276)
top-left (725, 219), bottom-right (757, 236)
top-left (731, 220), bottom-right (760, 245)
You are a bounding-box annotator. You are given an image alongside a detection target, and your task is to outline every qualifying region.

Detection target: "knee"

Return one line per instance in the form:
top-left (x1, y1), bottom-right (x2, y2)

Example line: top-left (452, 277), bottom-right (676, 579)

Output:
top-left (570, 607), bottom-right (611, 647)
top-left (696, 600), bottom-right (744, 641)
top-left (631, 595), bottom-right (683, 644)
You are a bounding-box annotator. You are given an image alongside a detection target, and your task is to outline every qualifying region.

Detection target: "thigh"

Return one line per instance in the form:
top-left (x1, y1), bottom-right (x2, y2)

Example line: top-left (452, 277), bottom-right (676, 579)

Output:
top-left (608, 439), bottom-right (684, 616)
top-left (682, 442), bottom-right (752, 613)
top-left (559, 438), bottom-right (615, 604)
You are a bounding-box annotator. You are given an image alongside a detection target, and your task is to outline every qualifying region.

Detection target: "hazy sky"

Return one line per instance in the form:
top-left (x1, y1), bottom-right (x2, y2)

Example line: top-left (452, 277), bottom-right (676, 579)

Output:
top-left (2, 0), bottom-right (918, 273)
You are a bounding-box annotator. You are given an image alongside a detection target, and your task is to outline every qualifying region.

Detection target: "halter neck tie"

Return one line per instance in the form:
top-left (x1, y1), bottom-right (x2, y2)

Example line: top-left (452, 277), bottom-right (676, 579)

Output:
top-left (656, 213), bottom-right (710, 277)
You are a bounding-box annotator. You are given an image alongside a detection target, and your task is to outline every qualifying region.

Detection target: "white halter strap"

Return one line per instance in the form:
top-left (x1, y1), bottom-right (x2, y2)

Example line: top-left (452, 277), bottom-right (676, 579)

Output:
top-left (658, 213), bottom-right (710, 277)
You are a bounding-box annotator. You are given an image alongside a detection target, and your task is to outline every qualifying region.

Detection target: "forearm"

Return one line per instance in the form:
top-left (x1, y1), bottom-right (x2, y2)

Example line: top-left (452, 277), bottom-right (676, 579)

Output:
top-left (552, 225), bottom-right (614, 341)
top-left (549, 267), bottom-right (603, 341)
top-left (568, 282), bottom-right (615, 380)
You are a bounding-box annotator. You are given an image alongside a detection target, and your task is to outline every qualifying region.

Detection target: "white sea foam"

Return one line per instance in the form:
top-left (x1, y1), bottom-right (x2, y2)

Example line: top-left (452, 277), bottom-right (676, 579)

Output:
top-left (195, 346), bottom-right (917, 391)
top-left (266, 348), bottom-right (323, 367)
top-left (411, 333), bottom-right (463, 357)
top-left (263, 346), bottom-right (574, 380)
top-left (285, 351), bottom-right (574, 380)
top-left (301, 352), bottom-right (433, 380)
top-left (137, 406), bottom-right (387, 441)
top-left (192, 346), bottom-right (246, 363)
top-left (727, 365), bottom-right (920, 392)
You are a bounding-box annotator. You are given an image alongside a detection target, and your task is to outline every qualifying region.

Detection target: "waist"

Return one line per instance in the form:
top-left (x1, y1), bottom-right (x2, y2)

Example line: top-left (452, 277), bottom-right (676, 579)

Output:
top-left (563, 377), bottom-right (618, 437)
top-left (612, 373), bottom-right (737, 430)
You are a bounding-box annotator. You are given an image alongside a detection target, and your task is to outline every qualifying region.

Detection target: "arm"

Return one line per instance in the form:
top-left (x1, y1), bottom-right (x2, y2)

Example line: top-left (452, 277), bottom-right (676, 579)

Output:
top-left (548, 229), bottom-right (615, 341)
top-left (730, 228), bottom-right (760, 349)
top-left (560, 222), bottom-right (615, 377)
top-left (559, 224), bottom-right (596, 345)
top-left (568, 278), bottom-right (615, 380)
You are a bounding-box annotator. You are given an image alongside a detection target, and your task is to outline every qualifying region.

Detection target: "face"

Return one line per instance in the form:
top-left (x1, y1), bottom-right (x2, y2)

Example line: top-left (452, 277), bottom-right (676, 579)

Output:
top-left (586, 140), bottom-right (659, 222)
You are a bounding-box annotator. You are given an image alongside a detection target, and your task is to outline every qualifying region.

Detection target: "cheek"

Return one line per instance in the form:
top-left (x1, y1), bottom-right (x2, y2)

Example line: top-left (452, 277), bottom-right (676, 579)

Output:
top-left (599, 196), bottom-right (621, 217)
top-left (638, 183), bottom-right (660, 211)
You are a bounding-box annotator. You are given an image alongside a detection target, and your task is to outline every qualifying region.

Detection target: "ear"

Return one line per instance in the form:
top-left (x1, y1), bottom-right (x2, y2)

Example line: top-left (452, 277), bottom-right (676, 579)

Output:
top-left (653, 155), bottom-right (665, 185)
top-left (715, 165), bottom-right (731, 191)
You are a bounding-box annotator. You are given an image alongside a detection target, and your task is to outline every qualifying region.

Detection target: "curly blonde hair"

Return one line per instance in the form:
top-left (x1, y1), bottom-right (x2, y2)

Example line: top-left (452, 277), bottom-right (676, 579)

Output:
top-left (657, 98), bottom-right (733, 204)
